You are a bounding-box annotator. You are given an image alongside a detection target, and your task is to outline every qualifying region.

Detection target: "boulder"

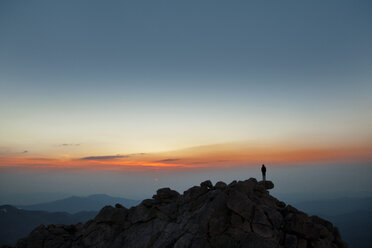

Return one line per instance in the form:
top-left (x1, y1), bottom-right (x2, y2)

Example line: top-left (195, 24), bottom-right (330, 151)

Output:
top-left (12, 178), bottom-right (347, 248)
top-left (153, 187), bottom-right (180, 202)
top-left (258, 180), bottom-right (274, 189)
top-left (200, 180), bottom-right (213, 189)
top-left (215, 181), bottom-right (227, 190)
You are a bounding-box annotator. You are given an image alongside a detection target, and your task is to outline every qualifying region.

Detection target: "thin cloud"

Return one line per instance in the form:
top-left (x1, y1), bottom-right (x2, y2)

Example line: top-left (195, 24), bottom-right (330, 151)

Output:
top-left (128, 153), bottom-right (147, 156)
top-left (59, 144), bottom-right (80, 147)
top-left (190, 161), bottom-right (208, 164)
top-left (28, 157), bottom-right (56, 161)
top-left (79, 155), bottom-right (128, 160)
top-left (155, 158), bottom-right (180, 163)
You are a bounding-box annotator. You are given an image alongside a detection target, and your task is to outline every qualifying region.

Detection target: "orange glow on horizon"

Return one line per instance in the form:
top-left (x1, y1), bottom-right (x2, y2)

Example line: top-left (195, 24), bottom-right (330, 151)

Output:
top-left (0, 143), bottom-right (371, 171)
top-left (0, 156), bottom-right (191, 171)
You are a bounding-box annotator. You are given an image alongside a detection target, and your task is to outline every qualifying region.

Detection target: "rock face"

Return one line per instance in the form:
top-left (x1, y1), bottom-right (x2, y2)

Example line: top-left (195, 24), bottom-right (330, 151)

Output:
top-left (10, 179), bottom-right (347, 248)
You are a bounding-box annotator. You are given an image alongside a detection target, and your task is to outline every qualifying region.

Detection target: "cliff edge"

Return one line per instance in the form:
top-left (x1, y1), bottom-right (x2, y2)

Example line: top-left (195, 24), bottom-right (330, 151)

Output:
top-left (10, 179), bottom-right (347, 248)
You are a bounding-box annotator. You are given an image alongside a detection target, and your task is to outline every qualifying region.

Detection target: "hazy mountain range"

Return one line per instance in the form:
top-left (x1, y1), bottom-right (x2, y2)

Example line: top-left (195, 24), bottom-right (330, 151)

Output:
top-left (17, 194), bottom-right (140, 214)
top-left (0, 194), bottom-right (140, 246)
top-left (0, 205), bottom-right (96, 246)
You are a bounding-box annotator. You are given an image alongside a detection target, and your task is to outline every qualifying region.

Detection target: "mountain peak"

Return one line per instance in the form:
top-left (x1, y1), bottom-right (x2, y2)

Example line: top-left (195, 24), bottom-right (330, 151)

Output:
top-left (12, 178), bottom-right (347, 248)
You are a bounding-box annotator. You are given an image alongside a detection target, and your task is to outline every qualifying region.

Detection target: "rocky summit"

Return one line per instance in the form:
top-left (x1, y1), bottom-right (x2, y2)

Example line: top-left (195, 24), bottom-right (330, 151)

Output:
top-left (9, 179), bottom-right (347, 248)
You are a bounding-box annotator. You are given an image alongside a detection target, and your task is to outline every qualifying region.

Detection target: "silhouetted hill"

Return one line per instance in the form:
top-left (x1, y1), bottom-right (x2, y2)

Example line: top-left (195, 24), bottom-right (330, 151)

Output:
top-left (10, 179), bottom-right (347, 248)
top-left (18, 194), bottom-right (140, 214)
top-left (0, 205), bottom-right (96, 247)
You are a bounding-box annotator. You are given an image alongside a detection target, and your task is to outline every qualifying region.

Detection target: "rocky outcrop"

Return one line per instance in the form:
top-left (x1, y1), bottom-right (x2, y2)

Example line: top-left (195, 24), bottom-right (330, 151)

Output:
top-left (10, 179), bottom-right (347, 248)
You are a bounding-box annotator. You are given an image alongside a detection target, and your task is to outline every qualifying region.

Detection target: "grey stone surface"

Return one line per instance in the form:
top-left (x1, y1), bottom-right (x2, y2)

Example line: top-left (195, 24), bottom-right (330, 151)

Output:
top-left (10, 179), bottom-right (347, 248)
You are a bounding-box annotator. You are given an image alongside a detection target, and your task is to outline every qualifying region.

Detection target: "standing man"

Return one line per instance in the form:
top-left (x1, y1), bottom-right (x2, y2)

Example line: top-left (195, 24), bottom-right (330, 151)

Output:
top-left (261, 164), bottom-right (266, 181)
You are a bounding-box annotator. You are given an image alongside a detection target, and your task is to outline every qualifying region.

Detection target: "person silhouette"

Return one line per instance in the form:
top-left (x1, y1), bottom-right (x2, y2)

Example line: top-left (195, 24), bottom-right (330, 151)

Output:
top-left (261, 164), bottom-right (266, 181)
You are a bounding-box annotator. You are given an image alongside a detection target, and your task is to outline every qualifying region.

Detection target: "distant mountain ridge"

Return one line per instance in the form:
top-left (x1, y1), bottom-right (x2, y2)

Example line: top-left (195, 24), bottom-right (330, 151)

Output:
top-left (17, 194), bottom-right (140, 214)
top-left (0, 194), bottom-right (140, 246)
top-left (0, 205), bottom-right (96, 247)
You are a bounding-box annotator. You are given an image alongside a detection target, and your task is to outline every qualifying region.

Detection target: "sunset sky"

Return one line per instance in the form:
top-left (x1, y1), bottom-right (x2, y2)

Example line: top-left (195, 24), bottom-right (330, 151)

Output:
top-left (1, 0), bottom-right (372, 203)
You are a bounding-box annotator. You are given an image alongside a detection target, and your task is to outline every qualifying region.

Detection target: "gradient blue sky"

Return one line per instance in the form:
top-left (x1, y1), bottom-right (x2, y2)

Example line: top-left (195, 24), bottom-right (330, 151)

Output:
top-left (0, 0), bottom-right (371, 201)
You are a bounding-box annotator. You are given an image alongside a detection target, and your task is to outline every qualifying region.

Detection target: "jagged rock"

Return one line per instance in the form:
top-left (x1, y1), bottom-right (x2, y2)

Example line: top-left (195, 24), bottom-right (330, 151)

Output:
top-left (284, 234), bottom-right (297, 248)
top-left (252, 208), bottom-right (274, 238)
top-left (10, 179), bottom-right (347, 248)
top-left (240, 232), bottom-right (278, 248)
top-left (130, 204), bottom-right (156, 223)
top-left (284, 213), bottom-right (321, 240)
top-left (214, 181), bottom-right (227, 190)
top-left (258, 180), bottom-right (274, 189)
top-left (95, 205), bottom-right (128, 223)
top-left (153, 187), bottom-right (180, 203)
top-left (200, 180), bottom-right (213, 189)
top-left (115, 203), bottom-right (125, 209)
top-left (227, 190), bottom-right (254, 220)
top-left (182, 185), bottom-right (208, 202)
top-left (298, 238), bottom-right (308, 248)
